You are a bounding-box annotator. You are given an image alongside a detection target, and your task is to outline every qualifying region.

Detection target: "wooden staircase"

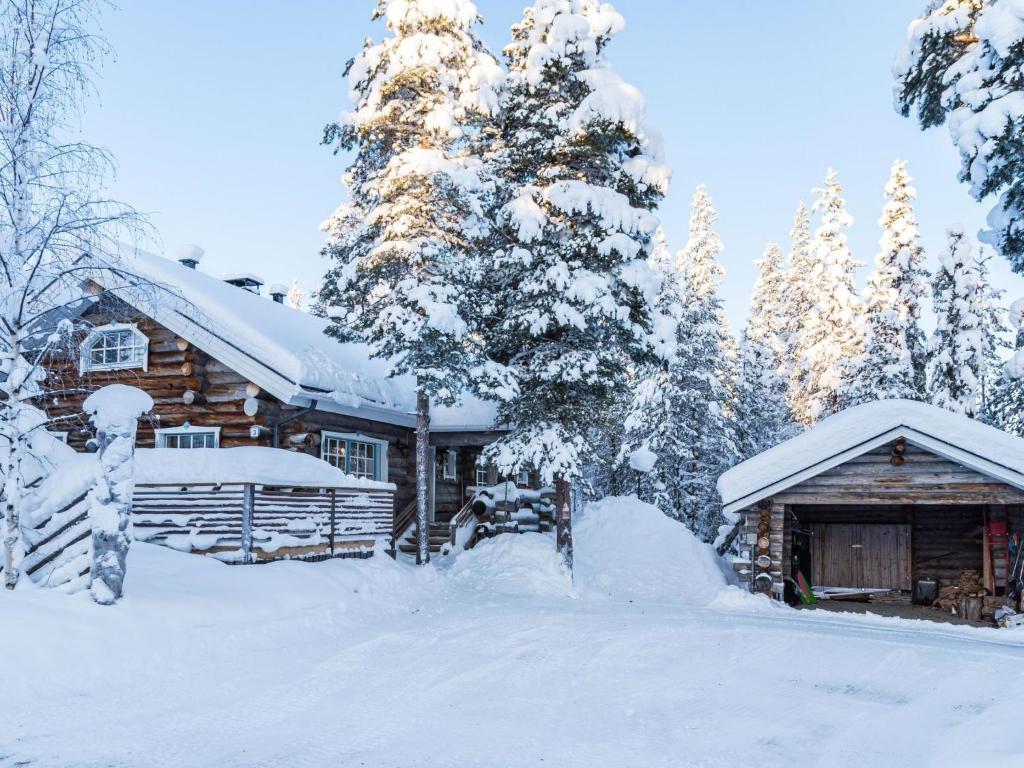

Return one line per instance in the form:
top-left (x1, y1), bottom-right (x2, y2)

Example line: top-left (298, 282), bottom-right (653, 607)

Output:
top-left (396, 522), bottom-right (451, 558)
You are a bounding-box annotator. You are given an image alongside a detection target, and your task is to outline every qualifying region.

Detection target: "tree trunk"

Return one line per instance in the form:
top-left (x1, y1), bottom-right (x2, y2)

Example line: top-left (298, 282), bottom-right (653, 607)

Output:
top-left (415, 387), bottom-right (431, 565)
top-left (555, 475), bottom-right (573, 574)
top-left (2, 466), bottom-right (23, 589)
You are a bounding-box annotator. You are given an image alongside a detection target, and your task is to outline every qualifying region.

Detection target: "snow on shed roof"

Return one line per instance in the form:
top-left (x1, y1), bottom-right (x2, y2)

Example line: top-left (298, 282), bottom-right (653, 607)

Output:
top-left (717, 399), bottom-right (1024, 514)
top-left (100, 248), bottom-right (497, 430)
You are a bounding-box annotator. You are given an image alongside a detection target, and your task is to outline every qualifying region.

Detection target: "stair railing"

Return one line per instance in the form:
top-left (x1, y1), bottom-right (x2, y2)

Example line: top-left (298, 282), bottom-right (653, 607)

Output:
top-left (448, 497), bottom-right (481, 553)
top-left (391, 498), bottom-right (418, 555)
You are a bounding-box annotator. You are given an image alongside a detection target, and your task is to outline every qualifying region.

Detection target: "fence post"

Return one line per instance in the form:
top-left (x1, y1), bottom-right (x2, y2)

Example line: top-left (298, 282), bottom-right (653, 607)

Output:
top-left (241, 483), bottom-right (255, 564)
top-left (329, 489), bottom-right (337, 557)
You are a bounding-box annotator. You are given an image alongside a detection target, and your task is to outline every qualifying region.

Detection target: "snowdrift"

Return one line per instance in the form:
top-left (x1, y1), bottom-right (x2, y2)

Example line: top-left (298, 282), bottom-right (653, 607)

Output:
top-left (447, 532), bottom-right (572, 598)
top-left (574, 496), bottom-right (727, 604)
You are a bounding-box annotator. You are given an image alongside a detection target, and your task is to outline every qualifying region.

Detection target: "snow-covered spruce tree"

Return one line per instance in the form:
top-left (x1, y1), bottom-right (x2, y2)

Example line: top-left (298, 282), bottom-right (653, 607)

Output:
top-left (83, 385), bottom-right (152, 605)
top-left (481, 0), bottom-right (671, 567)
top-left (848, 160), bottom-right (929, 405)
top-left (734, 243), bottom-right (796, 459)
top-left (286, 279), bottom-right (306, 311)
top-left (789, 170), bottom-right (866, 424)
top-left (318, 0), bottom-right (505, 565)
top-left (972, 250), bottom-right (1009, 418)
top-left (991, 297), bottom-right (1024, 434)
top-left (780, 202), bottom-right (814, 391)
top-left (1, 0), bottom-right (146, 588)
top-left (619, 188), bottom-right (736, 541)
top-left (926, 225), bottom-right (994, 417)
top-left (895, 1), bottom-right (1024, 269)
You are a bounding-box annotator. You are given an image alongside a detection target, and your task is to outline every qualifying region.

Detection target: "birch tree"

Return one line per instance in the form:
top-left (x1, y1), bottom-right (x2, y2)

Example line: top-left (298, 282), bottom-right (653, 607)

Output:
top-left (1, 0), bottom-right (145, 588)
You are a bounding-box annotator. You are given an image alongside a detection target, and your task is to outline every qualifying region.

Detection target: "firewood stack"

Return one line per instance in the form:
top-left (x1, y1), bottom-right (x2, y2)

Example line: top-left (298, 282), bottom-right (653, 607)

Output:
top-left (934, 570), bottom-right (986, 615)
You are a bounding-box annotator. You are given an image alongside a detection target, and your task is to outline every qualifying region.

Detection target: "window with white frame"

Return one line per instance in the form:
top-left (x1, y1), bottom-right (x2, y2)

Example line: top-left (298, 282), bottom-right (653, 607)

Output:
top-left (475, 464), bottom-right (490, 486)
top-left (156, 425), bottom-right (220, 449)
top-left (517, 470), bottom-right (530, 486)
top-left (80, 324), bottom-right (149, 373)
top-left (321, 432), bottom-right (387, 481)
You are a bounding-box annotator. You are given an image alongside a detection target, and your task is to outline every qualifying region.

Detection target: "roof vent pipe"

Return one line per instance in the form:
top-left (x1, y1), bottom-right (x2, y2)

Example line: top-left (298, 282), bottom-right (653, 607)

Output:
top-left (176, 244), bottom-right (205, 269)
top-left (268, 283), bottom-right (287, 304)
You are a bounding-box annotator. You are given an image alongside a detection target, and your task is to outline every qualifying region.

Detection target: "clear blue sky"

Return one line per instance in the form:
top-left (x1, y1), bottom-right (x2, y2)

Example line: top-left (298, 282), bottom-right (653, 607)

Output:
top-left (81, 0), bottom-right (1024, 330)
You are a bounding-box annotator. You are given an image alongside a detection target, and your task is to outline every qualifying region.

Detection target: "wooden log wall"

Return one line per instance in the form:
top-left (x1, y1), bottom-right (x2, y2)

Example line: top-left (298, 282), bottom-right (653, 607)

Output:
top-left (41, 300), bottom-right (500, 521)
top-left (773, 444), bottom-right (1024, 506)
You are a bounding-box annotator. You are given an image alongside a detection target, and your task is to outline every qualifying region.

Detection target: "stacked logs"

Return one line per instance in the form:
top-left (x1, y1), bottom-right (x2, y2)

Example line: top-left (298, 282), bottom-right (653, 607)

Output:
top-left (934, 570), bottom-right (990, 621)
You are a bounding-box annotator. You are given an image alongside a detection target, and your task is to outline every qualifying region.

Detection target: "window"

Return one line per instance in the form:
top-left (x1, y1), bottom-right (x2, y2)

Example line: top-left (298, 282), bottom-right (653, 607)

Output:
top-left (156, 425), bottom-right (220, 449)
top-left (80, 324), bottom-right (148, 373)
top-left (517, 470), bottom-right (530, 486)
top-left (442, 450), bottom-right (458, 482)
top-left (321, 432), bottom-right (387, 481)
top-left (475, 464), bottom-right (490, 487)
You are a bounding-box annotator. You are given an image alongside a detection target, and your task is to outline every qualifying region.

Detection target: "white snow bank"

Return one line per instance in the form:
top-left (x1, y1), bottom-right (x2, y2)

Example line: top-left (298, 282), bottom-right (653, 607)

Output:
top-left (574, 496), bottom-right (726, 604)
top-left (134, 447), bottom-right (394, 490)
top-left (446, 532), bottom-right (571, 598)
top-left (718, 398), bottom-right (1024, 510)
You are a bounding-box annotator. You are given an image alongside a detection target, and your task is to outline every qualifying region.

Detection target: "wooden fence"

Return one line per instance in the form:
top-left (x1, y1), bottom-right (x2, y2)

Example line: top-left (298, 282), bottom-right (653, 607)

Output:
top-left (132, 482), bottom-right (394, 563)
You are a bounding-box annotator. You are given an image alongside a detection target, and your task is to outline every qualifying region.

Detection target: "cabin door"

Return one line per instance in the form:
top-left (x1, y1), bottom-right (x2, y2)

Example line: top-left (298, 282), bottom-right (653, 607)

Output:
top-left (809, 523), bottom-right (912, 590)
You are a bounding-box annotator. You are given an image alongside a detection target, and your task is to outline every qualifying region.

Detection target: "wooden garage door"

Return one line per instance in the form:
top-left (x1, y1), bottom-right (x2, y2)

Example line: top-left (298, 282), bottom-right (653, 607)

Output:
top-left (809, 524), bottom-right (912, 590)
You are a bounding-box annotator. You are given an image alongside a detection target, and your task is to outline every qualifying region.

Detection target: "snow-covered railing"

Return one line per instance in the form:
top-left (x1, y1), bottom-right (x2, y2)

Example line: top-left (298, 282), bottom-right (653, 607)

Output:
top-left (132, 482), bottom-right (394, 563)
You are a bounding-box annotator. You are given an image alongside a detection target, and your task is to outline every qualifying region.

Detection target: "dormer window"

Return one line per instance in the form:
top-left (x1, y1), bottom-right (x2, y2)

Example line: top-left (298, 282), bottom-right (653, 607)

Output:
top-left (80, 324), bottom-right (149, 374)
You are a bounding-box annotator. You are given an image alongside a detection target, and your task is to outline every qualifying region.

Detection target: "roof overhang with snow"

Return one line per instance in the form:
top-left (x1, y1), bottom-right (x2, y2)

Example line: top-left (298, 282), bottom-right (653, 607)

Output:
top-left (79, 247), bottom-right (500, 432)
top-left (717, 399), bottom-right (1024, 514)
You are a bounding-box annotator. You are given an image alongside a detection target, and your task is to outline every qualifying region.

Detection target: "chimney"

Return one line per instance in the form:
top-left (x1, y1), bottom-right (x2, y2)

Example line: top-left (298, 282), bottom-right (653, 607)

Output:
top-left (268, 283), bottom-right (287, 304)
top-left (176, 244), bottom-right (205, 270)
top-left (221, 273), bottom-right (264, 294)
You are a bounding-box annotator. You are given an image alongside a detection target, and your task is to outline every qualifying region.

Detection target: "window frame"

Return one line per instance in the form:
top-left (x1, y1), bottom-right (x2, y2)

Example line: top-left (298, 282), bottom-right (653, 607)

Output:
top-left (155, 425), bottom-right (221, 449)
top-left (79, 323), bottom-right (150, 374)
top-left (475, 464), bottom-right (490, 487)
top-left (320, 431), bottom-right (388, 482)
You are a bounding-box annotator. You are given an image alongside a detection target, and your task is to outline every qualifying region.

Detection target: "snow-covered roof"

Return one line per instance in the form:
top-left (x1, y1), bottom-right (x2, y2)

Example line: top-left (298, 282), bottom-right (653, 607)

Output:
top-left (717, 399), bottom-right (1024, 514)
top-left (96, 248), bottom-right (498, 431)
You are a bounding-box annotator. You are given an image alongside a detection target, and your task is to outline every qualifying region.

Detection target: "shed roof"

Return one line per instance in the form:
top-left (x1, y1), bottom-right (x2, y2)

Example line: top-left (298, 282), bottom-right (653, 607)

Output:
top-left (717, 399), bottom-right (1024, 514)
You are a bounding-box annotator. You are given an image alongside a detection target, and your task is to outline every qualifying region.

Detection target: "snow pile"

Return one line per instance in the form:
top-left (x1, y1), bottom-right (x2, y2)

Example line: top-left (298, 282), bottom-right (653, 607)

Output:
top-left (134, 447), bottom-right (394, 489)
top-left (447, 532), bottom-right (571, 598)
top-left (574, 496), bottom-right (726, 605)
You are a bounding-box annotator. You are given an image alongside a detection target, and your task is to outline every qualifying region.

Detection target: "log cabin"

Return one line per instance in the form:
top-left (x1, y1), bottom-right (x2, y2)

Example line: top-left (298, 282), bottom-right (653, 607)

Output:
top-left (718, 400), bottom-right (1024, 607)
top-left (38, 248), bottom-right (536, 559)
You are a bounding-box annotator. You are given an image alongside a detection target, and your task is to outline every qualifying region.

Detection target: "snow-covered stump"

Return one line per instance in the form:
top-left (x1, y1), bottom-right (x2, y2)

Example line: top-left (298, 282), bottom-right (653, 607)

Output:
top-left (83, 385), bottom-right (154, 605)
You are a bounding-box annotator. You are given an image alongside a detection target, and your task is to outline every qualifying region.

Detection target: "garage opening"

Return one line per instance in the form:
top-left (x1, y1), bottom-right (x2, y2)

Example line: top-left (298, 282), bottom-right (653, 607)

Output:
top-left (790, 505), bottom-right (985, 593)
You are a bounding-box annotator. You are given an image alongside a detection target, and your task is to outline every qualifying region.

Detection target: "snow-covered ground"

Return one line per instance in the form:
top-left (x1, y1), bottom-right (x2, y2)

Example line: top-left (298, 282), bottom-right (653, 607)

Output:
top-left (2, 497), bottom-right (1023, 768)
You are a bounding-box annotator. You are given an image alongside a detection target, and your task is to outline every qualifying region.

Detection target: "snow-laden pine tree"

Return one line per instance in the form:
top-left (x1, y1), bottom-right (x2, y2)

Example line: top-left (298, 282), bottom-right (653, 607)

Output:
top-left (1, 0), bottom-right (145, 588)
top-left (972, 250), bottom-right (1008, 418)
top-left (318, 0), bottom-right (505, 564)
top-left (619, 188), bottom-right (736, 541)
top-left (482, 0), bottom-right (671, 566)
top-left (895, 1), bottom-right (1024, 268)
top-left (848, 160), bottom-right (929, 404)
top-left (789, 170), bottom-right (866, 424)
top-left (286, 279), bottom-right (306, 311)
top-left (927, 226), bottom-right (993, 417)
top-left (734, 244), bottom-right (796, 459)
top-left (780, 202), bottom-right (814, 391)
top-left (991, 297), bottom-right (1024, 434)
